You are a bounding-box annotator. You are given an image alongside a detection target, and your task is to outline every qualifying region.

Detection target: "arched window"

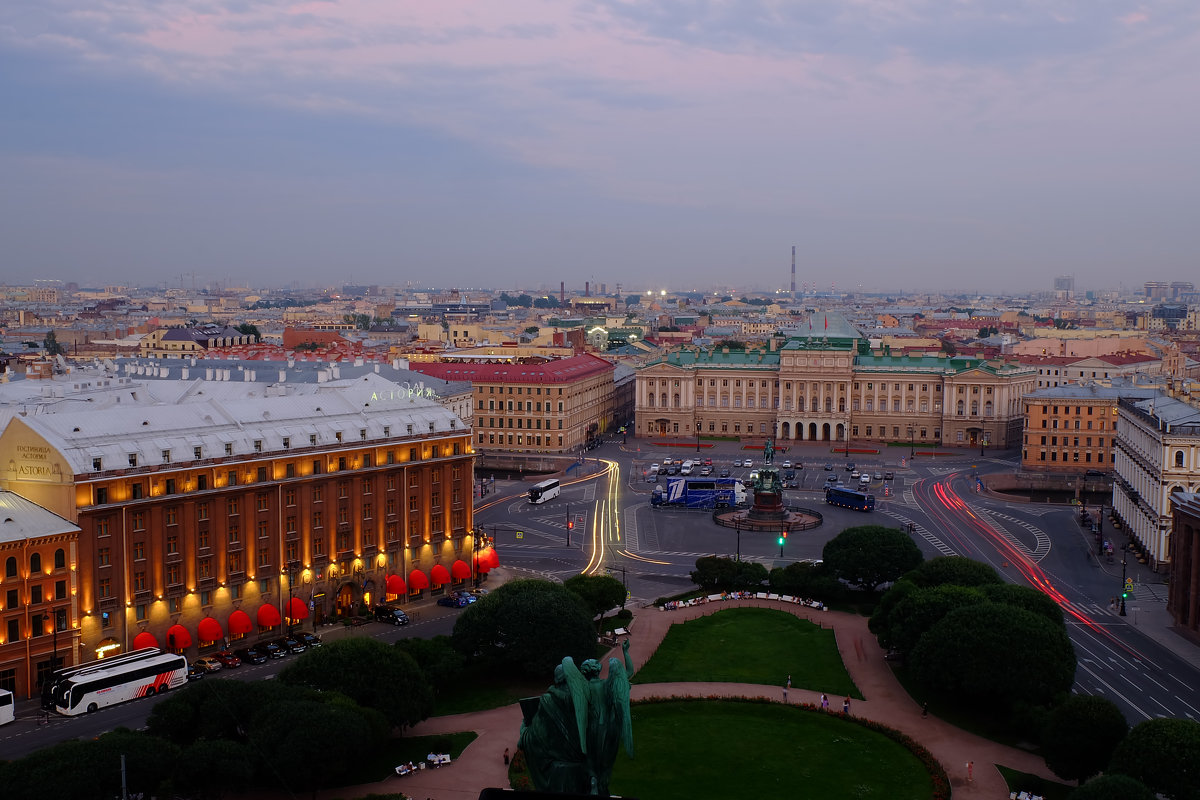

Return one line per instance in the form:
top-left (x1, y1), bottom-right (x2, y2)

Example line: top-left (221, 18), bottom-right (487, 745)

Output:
top-left (1176, 451), bottom-right (1186, 468)
top-left (673, 394), bottom-right (680, 408)
top-left (30, 553), bottom-right (41, 574)
top-left (956, 400), bottom-right (965, 415)
top-left (984, 401), bottom-right (994, 416)
top-left (647, 394), bottom-right (655, 407)
top-left (971, 401), bottom-right (979, 415)
top-left (54, 548), bottom-right (65, 569)
top-left (660, 393), bottom-right (667, 407)
top-left (4, 557), bottom-right (15, 578)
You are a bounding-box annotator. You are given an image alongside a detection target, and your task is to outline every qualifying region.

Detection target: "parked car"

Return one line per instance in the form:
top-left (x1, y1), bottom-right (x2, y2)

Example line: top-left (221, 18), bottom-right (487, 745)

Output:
top-left (374, 605), bottom-right (411, 625)
top-left (452, 590), bottom-right (478, 604)
top-left (275, 636), bottom-right (306, 654)
top-left (703, 458), bottom-right (713, 466)
top-left (824, 463), bottom-right (834, 471)
top-left (859, 474), bottom-right (872, 486)
top-left (845, 463), bottom-right (856, 472)
top-left (234, 646), bottom-right (268, 665)
top-left (666, 465), bottom-right (679, 475)
top-left (214, 650), bottom-right (242, 668)
top-left (650, 463), bottom-right (660, 473)
top-left (186, 664), bottom-right (206, 681)
top-left (437, 595), bottom-right (470, 608)
top-left (261, 641), bottom-right (286, 659)
top-left (781, 460), bottom-right (792, 469)
top-left (783, 470), bottom-right (796, 480)
top-left (850, 470), bottom-right (860, 479)
top-left (294, 631), bottom-right (323, 648)
top-left (699, 466), bottom-right (713, 476)
top-left (470, 588), bottom-right (490, 597)
top-left (719, 468), bottom-right (731, 477)
top-left (883, 470), bottom-right (894, 480)
top-left (193, 657), bottom-right (222, 673)
top-left (743, 460), bottom-right (753, 469)
top-left (874, 471), bottom-right (882, 480)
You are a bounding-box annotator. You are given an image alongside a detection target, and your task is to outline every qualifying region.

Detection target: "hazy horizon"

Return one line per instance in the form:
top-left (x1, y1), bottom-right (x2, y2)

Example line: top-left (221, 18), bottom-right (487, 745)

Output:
top-left (2, 3), bottom-right (1197, 293)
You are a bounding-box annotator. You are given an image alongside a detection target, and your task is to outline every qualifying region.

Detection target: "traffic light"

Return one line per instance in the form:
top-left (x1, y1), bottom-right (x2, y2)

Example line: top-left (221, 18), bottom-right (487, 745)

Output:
top-left (568, 520), bottom-right (574, 530)
top-left (777, 531), bottom-right (788, 546)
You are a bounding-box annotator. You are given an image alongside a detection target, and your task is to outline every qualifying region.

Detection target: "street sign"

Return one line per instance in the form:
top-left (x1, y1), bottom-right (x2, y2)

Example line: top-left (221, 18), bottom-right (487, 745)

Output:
top-left (1124, 578), bottom-right (1134, 592)
top-left (515, 531), bottom-right (524, 540)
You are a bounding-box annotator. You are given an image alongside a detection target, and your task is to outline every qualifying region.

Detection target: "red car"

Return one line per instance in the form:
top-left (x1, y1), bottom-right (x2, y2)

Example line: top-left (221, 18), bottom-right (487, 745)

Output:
top-left (703, 458), bottom-right (713, 466)
top-left (214, 650), bottom-right (242, 668)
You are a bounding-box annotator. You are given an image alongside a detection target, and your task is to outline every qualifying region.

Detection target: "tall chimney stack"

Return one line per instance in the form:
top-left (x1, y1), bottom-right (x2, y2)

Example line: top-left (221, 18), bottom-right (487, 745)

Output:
top-left (585, 281), bottom-right (590, 297)
top-left (791, 245), bottom-right (797, 301)
top-left (560, 281), bottom-right (565, 306)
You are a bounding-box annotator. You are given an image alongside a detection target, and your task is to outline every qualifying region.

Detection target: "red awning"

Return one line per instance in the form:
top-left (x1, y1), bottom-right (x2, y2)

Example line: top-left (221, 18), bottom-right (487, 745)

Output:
top-left (133, 631), bottom-right (159, 650)
top-left (430, 564), bottom-right (451, 585)
top-left (166, 624), bottom-right (192, 650)
top-left (475, 547), bottom-right (499, 572)
top-left (408, 569), bottom-right (429, 591)
top-left (257, 604), bottom-right (282, 628)
top-left (197, 616), bottom-right (223, 643)
top-left (286, 597), bottom-right (309, 621)
top-left (228, 609), bottom-right (253, 635)
top-left (451, 559), bottom-right (472, 580)
top-left (386, 574), bottom-right (406, 595)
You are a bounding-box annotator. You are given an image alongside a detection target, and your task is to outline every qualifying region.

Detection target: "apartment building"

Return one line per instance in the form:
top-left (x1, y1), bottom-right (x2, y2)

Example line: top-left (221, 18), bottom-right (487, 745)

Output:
top-left (408, 354), bottom-right (617, 454)
top-left (1021, 384), bottom-right (1157, 472)
top-left (1169, 491), bottom-right (1200, 644)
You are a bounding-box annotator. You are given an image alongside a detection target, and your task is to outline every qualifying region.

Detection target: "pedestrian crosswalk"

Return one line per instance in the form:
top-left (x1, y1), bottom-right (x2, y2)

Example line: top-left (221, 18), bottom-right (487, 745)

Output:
top-left (879, 510), bottom-right (956, 557)
top-left (979, 509), bottom-right (1050, 562)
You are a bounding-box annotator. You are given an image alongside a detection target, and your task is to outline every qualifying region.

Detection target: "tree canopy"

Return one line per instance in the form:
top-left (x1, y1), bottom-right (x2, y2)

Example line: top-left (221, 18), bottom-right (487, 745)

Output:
top-left (909, 602), bottom-right (1076, 707)
top-left (1109, 717), bottom-right (1200, 800)
top-left (1040, 694), bottom-right (1128, 783)
top-left (690, 556), bottom-right (768, 593)
top-left (564, 573), bottom-right (628, 625)
top-left (875, 583), bottom-right (986, 653)
top-left (903, 556), bottom-right (1002, 589)
top-left (821, 525), bottom-right (924, 592)
top-left (394, 635), bottom-right (465, 694)
top-left (452, 578), bottom-right (595, 679)
top-left (278, 637), bottom-right (433, 728)
top-left (1071, 774), bottom-right (1157, 800)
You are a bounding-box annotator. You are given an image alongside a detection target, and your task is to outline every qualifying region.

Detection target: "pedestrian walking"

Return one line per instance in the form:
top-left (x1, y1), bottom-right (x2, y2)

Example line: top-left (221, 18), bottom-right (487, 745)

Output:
top-left (821, 694), bottom-right (829, 711)
top-left (503, 747), bottom-right (510, 766)
top-left (921, 701), bottom-right (929, 718)
top-left (842, 697), bottom-right (851, 714)
top-left (786, 674), bottom-right (792, 690)
top-left (966, 761), bottom-right (974, 783)
top-left (782, 685), bottom-right (788, 702)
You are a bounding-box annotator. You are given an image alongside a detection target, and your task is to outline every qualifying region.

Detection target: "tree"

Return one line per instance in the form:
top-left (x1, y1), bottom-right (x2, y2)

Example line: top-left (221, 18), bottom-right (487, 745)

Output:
top-left (146, 678), bottom-right (298, 746)
top-left (689, 556), bottom-right (767, 593)
top-left (234, 323), bottom-right (260, 340)
top-left (1109, 717), bottom-right (1200, 800)
top-left (278, 637), bottom-right (433, 728)
top-left (564, 574), bottom-right (628, 629)
top-left (822, 525), bottom-right (924, 592)
top-left (877, 584), bottom-right (986, 653)
top-left (1040, 695), bottom-right (1128, 783)
top-left (980, 583), bottom-right (1063, 627)
top-left (769, 560), bottom-right (844, 600)
top-left (524, 326), bottom-right (540, 335)
top-left (1071, 774), bottom-right (1156, 800)
top-left (174, 738), bottom-right (256, 800)
top-left (0, 729), bottom-right (179, 799)
top-left (909, 603), bottom-right (1076, 707)
top-left (43, 330), bottom-right (66, 356)
top-left (904, 556), bottom-right (1002, 589)
top-left (394, 635), bottom-right (465, 694)
top-left (452, 579), bottom-right (595, 679)
top-left (248, 696), bottom-right (382, 790)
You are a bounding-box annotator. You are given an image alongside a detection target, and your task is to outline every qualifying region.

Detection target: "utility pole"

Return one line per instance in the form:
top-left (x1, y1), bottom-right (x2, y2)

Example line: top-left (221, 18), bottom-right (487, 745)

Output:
top-left (566, 502), bottom-right (571, 546)
top-left (606, 565), bottom-right (628, 608)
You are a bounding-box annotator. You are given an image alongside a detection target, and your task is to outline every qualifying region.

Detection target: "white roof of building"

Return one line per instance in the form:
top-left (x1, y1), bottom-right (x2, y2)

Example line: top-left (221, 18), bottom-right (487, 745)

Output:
top-left (0, 490), bottom-right (80, 543)
top-left (1, 370), bottom-right (466, 477)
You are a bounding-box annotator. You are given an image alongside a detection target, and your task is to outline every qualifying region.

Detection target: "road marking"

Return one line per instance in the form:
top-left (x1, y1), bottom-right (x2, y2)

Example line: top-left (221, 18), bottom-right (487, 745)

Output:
top-left (1075, 661), bottom-right (1152, 720)
top-left (879, 510), bottom-right (955, 556)
top-left (623, 506), bottom-right (640, 551)
top-left (979, 510), bottom-right (1051, 561)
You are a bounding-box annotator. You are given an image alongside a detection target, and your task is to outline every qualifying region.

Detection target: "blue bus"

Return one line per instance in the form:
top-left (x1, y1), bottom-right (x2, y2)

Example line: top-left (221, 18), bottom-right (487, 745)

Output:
top-left (825, 487), bottom-right (875, 512)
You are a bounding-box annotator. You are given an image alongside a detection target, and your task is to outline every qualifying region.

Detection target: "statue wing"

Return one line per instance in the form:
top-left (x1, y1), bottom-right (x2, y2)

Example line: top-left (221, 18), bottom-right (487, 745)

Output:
top-left (561, 656), bottom-right (589, 754)
top-left (607, 657), bottom-right (635, 757)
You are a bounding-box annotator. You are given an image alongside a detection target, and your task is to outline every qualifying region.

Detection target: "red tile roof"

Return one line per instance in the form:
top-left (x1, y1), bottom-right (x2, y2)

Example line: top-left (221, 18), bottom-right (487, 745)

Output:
top-left (407, 353), bottom-right (614, 384)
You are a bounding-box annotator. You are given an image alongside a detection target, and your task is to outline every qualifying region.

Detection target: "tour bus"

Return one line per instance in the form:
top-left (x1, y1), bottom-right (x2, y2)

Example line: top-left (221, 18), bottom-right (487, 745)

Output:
top-left (0, 688), bottom-right (14, 725)
top-left (46, 648), bottom-right (187, 716)
top-left (680, 460), bottom-right (695, 476)
top-left (825, 486), bottom-right (875, 512)
top-left (528, 478), bottom-right (561, 504)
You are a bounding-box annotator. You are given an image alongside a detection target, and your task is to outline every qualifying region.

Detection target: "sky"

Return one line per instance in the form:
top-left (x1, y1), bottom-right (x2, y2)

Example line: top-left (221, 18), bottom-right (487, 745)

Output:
top-left (1, 1), bottom-right (1198, 295)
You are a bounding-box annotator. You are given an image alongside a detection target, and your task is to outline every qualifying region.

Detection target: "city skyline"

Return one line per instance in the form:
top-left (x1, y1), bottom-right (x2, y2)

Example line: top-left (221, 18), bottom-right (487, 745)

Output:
top-left (2, 3), bottom-right (1198, 292)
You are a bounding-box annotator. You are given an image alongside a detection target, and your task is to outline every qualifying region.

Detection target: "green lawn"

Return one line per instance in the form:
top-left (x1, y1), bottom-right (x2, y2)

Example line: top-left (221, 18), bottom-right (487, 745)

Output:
top-left (432, 663), bottom-right (547, 717)
top-left (997, 765), bottom-right (1074, 800)
top-left (633, 607), bottom-right (861, 698)
top-left (609, 700), bottom-right (934, 800)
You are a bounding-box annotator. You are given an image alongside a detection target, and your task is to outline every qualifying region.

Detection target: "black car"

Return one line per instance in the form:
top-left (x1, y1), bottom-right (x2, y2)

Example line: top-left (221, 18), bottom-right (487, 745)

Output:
top-left (883, 470), bottom-right (894, 480)
top-left (234, 646), bottom-right (268, 665)
top-left (294, 632), bottom-right (322, 648)
top-left (261, 641), bottom-right (286, 659)
top-left (719, 468), bottom-right (731, 477)
top-left (824, 463), bottom-right (833, 470)
top-left (186, 664), bottom-right (206, 681)
top-left (276, 636), bottom-right (306, 654)
top-left (783, 470), bottom-right (796, 480)
top-left (845, 463), bottom-right (856, 472)
top-left (374, 605), bottom-right (411, 625)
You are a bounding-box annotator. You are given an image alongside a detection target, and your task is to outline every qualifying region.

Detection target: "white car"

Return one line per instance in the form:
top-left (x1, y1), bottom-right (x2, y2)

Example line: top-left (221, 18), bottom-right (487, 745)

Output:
top-left (743, 460), bottom-right (753, 469)
top-left (782, 460), bottom-right (792, 469)
top-left (859, 474), bottom-right (872, 486)
top-left (850, 470), bottom-right (860, 479)
top-left (874, 471), bottom-right (882, 480)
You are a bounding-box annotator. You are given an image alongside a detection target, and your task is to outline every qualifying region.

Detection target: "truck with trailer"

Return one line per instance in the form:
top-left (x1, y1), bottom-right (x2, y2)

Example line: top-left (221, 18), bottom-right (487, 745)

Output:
top-left (651, 477), bottom-right (747, 509)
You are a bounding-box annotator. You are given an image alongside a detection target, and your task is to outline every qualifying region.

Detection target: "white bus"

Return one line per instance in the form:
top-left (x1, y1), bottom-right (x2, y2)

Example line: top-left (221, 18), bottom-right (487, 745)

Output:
top-left (0, 688), bottom-right (13, 726)
top-left (528, 479), bottom-right (561, 504)
top-left (47, 648), bottom-right (187, 716)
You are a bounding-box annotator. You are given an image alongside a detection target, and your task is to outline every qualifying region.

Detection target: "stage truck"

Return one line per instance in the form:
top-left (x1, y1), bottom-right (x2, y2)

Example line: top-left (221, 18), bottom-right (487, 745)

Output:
top-left (651, 477), bottom-right (747, 509)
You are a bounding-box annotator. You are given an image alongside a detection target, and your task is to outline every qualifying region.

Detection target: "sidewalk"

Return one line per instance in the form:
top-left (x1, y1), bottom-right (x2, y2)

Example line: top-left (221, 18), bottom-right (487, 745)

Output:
top-left (315, 596), bottom-right (1060, 800)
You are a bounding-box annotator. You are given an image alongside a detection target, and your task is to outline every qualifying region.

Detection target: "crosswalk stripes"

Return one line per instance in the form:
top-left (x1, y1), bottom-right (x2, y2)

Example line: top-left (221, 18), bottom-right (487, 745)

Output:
top-left (623, 506), bottom-right (643, 551)
top-left (979, 509), bottom-right (1050, 561)
top-left (878, 509), bottom-right (956, 557)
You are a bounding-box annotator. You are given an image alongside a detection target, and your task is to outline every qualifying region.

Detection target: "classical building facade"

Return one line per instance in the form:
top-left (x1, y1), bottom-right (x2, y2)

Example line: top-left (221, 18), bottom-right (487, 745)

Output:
top-left (0, 372), bottom-right (477, 686)
top-left (635, 316), bottom-right (1035, 449)
top-left (408, 354), bottom-right (617, 454)
top-left (1112, 394), bottom-right (1200, 570)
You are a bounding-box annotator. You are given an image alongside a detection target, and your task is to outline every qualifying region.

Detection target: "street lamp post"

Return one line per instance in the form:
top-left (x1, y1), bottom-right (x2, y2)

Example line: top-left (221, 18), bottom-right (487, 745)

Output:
top-left (908, 427), bottom-right (915, 459)
top-left (286, 561), bottom-right (300, 637)
top-left (41, 611), bottom-right (60, 674)
top-left (605, 565), bottom-right (628, 609)
top-left (1120, 546), bottom-right (1128, 617)
top-left (734, 518), bottom-right (741, 562)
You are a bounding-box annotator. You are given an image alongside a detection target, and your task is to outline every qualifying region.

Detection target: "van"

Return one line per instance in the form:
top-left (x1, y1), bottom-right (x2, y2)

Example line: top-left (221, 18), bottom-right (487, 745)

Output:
top-left (373, 605), bottom-right (410, 626)
top-left (680, 460), bottom-right (695, 476)
top-left (0, 689), bottom-right (13, 726)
